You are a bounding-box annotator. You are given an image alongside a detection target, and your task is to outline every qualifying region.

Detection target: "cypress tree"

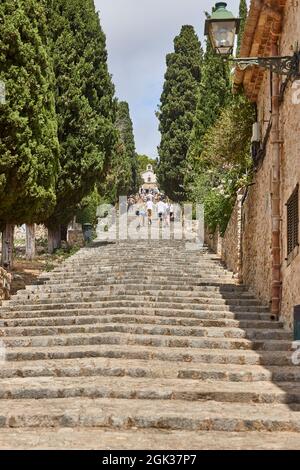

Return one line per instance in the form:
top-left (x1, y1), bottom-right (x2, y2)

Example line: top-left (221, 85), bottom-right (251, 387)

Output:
top-left (115, 101), bottom-right (138, 194)
top-left (0, 0), bottom-right (59, 265)
top-left (157, 25), bottom-right (203, 202)
top-left (99, 137), bottom-right (132, 204)
top-left (45, 0), bottom-right (116, 251)
top-left (237, 0), bottom-right (248, 55)
top-left (98, 100), bottom-right (138, 203)
top-left (185, 42), bottom-right (231, 194)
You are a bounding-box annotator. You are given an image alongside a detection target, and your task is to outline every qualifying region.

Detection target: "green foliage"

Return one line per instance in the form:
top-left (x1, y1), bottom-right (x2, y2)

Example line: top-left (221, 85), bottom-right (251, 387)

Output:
top-left (115, 101), bottom-right (138, 193)
top-left (237, 0), bottom-right (248, 55)
top-left (76, 187), bottom-right (100, 225)
top-left (99, 100), bottom-right (137, 203)
top-left (0, 0), bottom-right (59, 225)
top-left (45, 0), bottom-right (116, 229)
top-left (157, 25), bottom-right (203, 202)
top-left (189, 93), bottom-right (256, 235)
top-left (185, 41), bottom-right (231, 191)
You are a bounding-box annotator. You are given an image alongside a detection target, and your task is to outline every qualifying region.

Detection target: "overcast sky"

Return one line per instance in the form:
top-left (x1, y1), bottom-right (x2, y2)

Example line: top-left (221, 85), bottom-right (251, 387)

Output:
top-left (95, 0), bottom-right (241, 159)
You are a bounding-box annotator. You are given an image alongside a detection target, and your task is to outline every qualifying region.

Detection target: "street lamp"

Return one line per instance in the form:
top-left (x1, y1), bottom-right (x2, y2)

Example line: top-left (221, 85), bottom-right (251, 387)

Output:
top-left (204, 2), bottom-right (300, 78)
top-left (204, 2), bottom-right (240, 56)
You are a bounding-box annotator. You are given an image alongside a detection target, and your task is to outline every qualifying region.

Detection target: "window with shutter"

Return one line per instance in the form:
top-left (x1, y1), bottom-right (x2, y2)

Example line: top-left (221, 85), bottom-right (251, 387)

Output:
top-left (287, 184), bottom-right (299, 265)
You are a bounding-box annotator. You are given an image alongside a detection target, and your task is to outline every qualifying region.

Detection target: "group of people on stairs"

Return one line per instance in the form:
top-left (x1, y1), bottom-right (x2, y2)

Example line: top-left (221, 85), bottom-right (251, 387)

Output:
top-left (127, 193), bottom-right (174, 229)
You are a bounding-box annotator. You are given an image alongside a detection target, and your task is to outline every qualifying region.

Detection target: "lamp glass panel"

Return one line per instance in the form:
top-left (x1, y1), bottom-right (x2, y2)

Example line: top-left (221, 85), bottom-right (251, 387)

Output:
top-left (210, 20), bottom-right (236, 55)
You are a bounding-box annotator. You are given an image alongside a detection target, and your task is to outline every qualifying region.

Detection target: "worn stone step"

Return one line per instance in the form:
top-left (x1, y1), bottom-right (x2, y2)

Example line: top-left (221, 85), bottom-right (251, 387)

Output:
top-left (24, 281), bottom-right (255, 304)
top-left (1, 293), bottom-right (269, 308)
top-left (1, 356), bottom-right (299, 382)
top-left (8, 286), bottom-right (251, 300)
top-left (0, 323), bottom-right (290, 341)
top-left (20, 288), bottom-right (263, 307)
top-left (36, 280), bottom-right (248, 297)
top-left (0, 398), bottom-right (299, 432)
top-left (5, 302), bottom-right (269, 317)
top-left (1, 313), bottom-right (283, 330)
top-left (6, 295), bottom-right (269, 313)
top-left (4, 343), bottom-right (295, 365)
top-left (1, 428), bottom-right (299, 450)
top-left (0, 376), bottom-right (300, 404)
top-left (26, 279), bottom-right (242, 291)
top-left (0, 306), bottom-right (274, 322)
top-left (0, 330), bottom-right (293, 351)
top-left (43, 265), bottom-right (229, 274)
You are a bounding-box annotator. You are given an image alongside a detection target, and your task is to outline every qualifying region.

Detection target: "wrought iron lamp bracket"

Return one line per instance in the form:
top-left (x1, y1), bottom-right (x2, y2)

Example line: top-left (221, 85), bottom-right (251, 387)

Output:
top-left (232, 52), bottom-right (300, 78)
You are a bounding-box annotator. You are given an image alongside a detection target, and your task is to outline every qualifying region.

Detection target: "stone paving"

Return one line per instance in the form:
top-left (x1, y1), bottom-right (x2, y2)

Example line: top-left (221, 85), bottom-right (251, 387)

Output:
top-left (0, 235), bottom-right (300, 449)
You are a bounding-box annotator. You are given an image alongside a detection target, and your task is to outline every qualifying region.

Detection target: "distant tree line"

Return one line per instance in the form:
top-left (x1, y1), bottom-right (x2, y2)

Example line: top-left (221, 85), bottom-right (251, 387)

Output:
top-left (0, 0), bottom-right (138, 265)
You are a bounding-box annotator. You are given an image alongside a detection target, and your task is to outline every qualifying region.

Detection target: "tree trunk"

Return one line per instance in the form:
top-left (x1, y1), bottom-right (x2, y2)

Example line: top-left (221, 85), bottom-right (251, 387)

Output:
top-left (61, 224), bottom-right (68, 242)
top-left (48, 226), bottom-right (61, 254)
top-left (25, 224), bottom-right (36, 261)
top-left (1, 224), bottom-right (14, 270)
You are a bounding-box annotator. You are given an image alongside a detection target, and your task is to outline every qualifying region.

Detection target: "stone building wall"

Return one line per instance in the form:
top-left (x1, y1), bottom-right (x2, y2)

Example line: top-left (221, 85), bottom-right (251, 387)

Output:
top-left (243, 2), bottom-right (300, 327)
top-left (237, 1), bottom-right (300, 328)
top-left (239, 72), bottom-right (274, 309)
top-left (277, 4), bottom-right (300, 328)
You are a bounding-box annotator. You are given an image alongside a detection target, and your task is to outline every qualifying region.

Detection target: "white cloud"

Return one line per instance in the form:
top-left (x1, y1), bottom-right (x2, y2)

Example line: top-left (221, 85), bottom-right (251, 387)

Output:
top-left (95, 0), bottom-right (241, 158)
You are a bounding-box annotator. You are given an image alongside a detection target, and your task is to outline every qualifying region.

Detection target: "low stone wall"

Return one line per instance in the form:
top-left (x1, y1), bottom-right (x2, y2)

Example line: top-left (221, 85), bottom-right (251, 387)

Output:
top-left (205, 190), bottom-right (243, 282)
top-left (0, 267), bottom-right (11, 301)
top-left (221, 191), bottom-right (243, 279)
top-left (205, 229), bottom-right (222, 257)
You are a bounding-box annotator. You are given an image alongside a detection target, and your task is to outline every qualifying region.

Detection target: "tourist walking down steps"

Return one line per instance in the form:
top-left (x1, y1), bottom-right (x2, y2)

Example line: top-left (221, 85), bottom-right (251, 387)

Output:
top-left (136, 199), bottom-right (146, 229)
top-left (146, 197), bottom-right (154, 225)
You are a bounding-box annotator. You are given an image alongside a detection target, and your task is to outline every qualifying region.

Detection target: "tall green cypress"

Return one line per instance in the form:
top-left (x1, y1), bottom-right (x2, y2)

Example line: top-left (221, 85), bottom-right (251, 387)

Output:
top-left (237, 0), bottom-right (248, 55)
top-left (0, 0), bottom-right (59, 226)
top-left (99, 100), bottom-right (138, 203)
top-left (116, 101), bottom-right (138, 194)
top-left (185, 42), bottom-right (230, 194)
top-left (45, 0), bottom-right (116, 249)
top-left (157, 25), bottom-right (203, 202)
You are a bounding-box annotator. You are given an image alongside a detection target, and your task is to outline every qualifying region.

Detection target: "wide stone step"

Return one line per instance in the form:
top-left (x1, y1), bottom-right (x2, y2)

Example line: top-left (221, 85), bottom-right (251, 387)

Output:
top-left (1, 356), bottom-right (299, 382)
top-left (1, 428), bottom-right (299, 450)
top-left (6, 295), bottom-right (269, 312)
top-left (0, 323), bottom-right (290, 341)
top-left (9, 284), bottom-right (248, 296)
top-left (18, 288), bottom-right (266, 308)
top-left (25, 280), bottom-right (253, 303)
top-left (0, 376), bottom-right (300, 404)
top-left (43, 277), bottom-right (235, 287)
top-left (27, 278), bottom-right (241, 290)
top-left (0, 331), bottom-right (293, 351)
top-left (9, 291), bottom-right (258, 305)
top-left (0, 398), bottom-right (299, 432)
top-left (44, 264), bottom-right (229, 274)
top-left (3, 283), bottom-right (253, 306)
top-left (0, 306), bottom-right (274, 321)
top-left (4, 343), bottom-right (295, 365)
top-left (1, 313), bottom-right (283, 330)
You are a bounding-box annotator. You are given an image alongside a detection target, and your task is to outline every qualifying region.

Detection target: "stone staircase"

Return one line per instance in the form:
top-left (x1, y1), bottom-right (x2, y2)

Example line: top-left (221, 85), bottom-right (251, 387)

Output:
top-left (0, 239), bottom-right (300, 449)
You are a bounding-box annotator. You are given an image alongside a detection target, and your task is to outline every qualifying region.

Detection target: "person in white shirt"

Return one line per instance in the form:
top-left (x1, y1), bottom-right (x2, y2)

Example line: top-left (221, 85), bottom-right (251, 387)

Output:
top-left (157, 199), bottom-right (166, 224)
top-left (164, 200), bottom-right (170, 226)
top-left (146, 199), bottom-right (154, 225)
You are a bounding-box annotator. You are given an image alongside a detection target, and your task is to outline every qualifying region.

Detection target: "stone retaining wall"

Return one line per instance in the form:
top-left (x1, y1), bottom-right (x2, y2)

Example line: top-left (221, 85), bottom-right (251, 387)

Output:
top-left (205, 191), bottom-right (243, 282)
top-left (0, 267), bottom-right (11, 301)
